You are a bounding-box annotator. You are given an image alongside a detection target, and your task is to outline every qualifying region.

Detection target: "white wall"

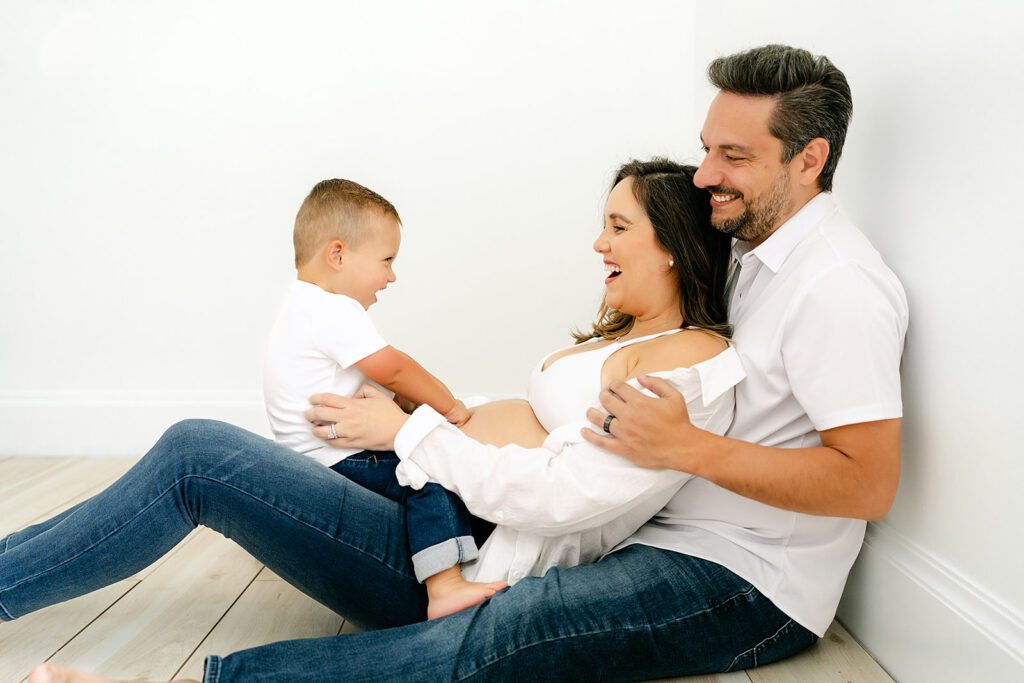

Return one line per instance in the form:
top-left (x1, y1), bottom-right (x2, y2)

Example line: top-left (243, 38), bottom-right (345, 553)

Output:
top-left (0, 1), bottom-right (699, 454)
top-left (693, 1), bottom-right (1024, 680)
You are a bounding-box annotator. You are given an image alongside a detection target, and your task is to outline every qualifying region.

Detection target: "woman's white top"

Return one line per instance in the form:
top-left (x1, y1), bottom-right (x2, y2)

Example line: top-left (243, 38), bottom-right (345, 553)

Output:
top-left (394, 334), bottom-right (745, 588)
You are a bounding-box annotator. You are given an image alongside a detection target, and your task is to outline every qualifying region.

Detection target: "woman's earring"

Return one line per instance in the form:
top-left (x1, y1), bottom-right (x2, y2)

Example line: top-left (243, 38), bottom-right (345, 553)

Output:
top-left (668, 258), bottom-right (675, 268)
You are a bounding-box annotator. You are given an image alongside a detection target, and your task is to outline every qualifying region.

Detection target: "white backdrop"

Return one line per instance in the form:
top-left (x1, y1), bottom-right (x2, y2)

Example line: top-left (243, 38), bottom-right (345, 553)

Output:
top-left (3, 2), bottom-right (1023, 680)
top-left (0, 1), bottom-right (699, 453)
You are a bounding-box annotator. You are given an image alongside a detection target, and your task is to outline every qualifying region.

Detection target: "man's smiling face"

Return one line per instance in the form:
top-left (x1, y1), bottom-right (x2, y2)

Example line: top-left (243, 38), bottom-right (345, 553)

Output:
top-left (694, 91), bottom-right (800, 246)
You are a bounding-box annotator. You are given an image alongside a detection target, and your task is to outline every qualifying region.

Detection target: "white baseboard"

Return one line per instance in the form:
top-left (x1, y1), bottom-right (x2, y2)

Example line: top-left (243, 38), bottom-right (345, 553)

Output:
top-left (839, 521), bottom-right (1024, 682)
top-left (0, 396), bottom-right (270, 457)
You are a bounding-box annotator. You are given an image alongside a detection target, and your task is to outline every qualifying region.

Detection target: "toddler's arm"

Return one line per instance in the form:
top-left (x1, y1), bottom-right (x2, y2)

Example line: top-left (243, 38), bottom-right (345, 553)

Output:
top-left (355, 346), bottom-right (469, 425)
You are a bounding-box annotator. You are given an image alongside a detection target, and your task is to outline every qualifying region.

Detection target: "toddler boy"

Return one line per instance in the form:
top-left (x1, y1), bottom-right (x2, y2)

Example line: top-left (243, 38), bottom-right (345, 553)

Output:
top-left (264, 179), bottom-right (505, 619)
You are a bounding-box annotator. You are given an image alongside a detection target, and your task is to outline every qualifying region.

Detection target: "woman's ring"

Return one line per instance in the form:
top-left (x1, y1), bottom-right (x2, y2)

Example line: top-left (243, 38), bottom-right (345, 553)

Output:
top-left (602, 414), bottom-right (615, 434)
top-left (327, 423), bottom-right (338, 440)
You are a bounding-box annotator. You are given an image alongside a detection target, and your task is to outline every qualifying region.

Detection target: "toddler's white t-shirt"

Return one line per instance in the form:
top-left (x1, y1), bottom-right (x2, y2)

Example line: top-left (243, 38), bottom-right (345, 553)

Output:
top-left (263, 280), bottom-right (392, 466)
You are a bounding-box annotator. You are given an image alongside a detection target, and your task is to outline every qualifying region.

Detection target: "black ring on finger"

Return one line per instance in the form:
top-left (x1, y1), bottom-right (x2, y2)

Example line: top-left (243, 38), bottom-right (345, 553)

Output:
top-left (602, 414), bottom-right (615, 434)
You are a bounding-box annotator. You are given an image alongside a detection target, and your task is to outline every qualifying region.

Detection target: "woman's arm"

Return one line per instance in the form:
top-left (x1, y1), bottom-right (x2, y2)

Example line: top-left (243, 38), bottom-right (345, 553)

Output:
top-left (392, 403), bottom-right (693, 535)
top-left (307, 345), bottom-right (741, 536)
top-left (307, 386), bottom-right (692, 536)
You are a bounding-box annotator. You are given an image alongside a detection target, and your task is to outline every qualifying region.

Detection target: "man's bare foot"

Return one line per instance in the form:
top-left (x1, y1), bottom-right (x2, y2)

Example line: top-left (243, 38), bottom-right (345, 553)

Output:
top-left (425, 566), bottom-right (508, 620)
top-left (28, 662), bottom-right (200, 683)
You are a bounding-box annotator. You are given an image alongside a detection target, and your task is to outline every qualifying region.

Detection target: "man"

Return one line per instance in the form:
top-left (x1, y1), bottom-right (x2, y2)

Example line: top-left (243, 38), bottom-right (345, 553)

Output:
top-left (34, 44), bottom-right (906, 683)
top-left (581, 41), bottom-right (908, 649)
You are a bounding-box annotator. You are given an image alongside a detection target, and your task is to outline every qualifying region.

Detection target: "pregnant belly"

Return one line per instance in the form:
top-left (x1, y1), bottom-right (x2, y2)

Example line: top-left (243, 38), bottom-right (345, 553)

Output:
top-left (460, 399), bottom-right (549, 448)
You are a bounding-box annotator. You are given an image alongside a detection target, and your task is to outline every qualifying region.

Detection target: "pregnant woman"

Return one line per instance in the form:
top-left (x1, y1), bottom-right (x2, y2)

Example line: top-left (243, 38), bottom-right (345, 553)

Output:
top-left (8, 160), bottom-right (811, 683)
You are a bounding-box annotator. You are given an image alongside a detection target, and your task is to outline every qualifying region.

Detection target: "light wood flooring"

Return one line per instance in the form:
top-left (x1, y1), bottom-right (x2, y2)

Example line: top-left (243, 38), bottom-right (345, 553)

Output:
top-left (0, 457), bottom-right (894, 682)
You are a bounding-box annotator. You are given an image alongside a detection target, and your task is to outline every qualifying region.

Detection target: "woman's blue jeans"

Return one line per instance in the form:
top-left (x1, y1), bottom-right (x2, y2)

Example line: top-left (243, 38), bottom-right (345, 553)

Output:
top-left (0, 420), bottom-right (816, 681)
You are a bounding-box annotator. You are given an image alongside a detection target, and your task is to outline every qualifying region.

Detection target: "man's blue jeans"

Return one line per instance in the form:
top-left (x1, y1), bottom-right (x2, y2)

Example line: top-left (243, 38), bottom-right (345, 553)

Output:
top-left (331, 450), bottom-right (479, 583)
top-left (0, 420), bottom-right (816, 681)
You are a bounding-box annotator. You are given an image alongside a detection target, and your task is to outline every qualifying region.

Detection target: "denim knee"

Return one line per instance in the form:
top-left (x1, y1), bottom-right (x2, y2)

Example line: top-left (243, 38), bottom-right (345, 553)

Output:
top-left (159, 419), bottom-right (234, 450)
top-left (154, 419), bottom-right (245, 473)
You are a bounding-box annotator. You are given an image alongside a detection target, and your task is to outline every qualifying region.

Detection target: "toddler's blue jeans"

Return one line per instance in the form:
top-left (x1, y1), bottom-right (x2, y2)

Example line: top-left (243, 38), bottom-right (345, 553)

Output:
top-left (330, 450), bottom-right (478, 582)
top-left (0, 419), bottom-right (816, 681)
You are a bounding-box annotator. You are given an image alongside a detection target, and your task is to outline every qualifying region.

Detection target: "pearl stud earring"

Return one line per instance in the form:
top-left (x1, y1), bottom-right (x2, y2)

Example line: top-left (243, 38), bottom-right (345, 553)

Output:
top-left (668, 258), bottom-right (675, 267)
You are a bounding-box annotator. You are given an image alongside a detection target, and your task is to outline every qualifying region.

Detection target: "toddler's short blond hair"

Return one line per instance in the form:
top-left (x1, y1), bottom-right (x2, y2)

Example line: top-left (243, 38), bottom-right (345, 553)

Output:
top-left (293, 179), bottom-right (400, 268)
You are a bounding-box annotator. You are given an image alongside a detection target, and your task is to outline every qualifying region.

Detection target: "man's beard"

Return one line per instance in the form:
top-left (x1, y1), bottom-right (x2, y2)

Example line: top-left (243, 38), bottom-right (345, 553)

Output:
top-left (710, 168), bottom-right (792, 243)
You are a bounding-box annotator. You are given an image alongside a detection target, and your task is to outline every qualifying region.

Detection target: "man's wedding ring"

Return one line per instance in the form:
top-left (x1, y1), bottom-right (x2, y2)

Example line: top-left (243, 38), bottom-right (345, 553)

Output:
top-left (602, 415), bottom-right (615, 434)
top-left (327, 423), bottom-right (338, 440)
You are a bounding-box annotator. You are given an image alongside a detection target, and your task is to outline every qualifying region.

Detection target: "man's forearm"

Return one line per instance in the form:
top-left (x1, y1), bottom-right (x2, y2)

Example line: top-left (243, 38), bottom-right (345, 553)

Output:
top-left (690, 423), bottom-right (900, 521)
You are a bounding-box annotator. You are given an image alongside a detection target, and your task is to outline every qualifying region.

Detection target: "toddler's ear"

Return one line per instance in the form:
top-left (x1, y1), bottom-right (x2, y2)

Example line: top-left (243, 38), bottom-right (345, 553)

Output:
top-left (326, 239), bottom-right (346, 270)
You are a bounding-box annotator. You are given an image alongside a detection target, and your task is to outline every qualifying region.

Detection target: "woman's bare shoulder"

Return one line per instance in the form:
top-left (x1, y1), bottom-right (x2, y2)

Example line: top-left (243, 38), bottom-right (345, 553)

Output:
top-left (631, 329), bottom-right (728, 374)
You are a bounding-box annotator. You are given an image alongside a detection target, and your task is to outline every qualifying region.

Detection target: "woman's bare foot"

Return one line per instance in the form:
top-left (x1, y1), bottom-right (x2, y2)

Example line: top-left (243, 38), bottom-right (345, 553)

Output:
top-left (425, 566), bottom-right (508, 620)
top-left (28, 663), bottom-right (199, 683)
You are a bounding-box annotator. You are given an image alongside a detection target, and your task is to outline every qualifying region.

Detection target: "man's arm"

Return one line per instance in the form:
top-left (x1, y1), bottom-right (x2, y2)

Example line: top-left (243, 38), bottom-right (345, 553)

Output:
top-left (582, 375), bottom-right (900, 521)
top-left (354, 346), bottom-right (469, 425)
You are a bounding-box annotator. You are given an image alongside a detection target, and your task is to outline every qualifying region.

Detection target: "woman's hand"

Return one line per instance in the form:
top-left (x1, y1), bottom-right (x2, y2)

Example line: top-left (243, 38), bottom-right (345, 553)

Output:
top-left (306, 384), bottom-right (410, 451)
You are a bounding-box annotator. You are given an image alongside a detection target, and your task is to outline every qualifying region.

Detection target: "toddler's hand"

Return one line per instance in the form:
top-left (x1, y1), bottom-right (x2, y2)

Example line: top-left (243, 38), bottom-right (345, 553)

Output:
top-left (445, 400), bottom-right (471, 426)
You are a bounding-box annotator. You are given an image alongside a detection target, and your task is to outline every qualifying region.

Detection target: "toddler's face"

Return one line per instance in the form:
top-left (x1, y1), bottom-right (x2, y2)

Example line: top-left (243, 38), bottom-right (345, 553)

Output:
top-left (336, 217), bottom-right (400, 309)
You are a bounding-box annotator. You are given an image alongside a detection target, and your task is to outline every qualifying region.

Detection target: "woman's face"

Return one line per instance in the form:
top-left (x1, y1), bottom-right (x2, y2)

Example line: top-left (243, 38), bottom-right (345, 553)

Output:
top-left (593, 177), bottom-right (677, 317)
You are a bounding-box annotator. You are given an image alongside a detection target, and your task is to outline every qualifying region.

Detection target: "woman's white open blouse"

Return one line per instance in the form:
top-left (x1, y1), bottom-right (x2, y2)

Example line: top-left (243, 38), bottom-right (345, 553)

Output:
top-left (394, 347), bottom-right (745, 584)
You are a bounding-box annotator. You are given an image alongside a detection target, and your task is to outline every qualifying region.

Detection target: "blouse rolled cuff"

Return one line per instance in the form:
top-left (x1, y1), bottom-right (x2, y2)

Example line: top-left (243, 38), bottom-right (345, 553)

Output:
top-left (394, 404), bottom-right (447, 490)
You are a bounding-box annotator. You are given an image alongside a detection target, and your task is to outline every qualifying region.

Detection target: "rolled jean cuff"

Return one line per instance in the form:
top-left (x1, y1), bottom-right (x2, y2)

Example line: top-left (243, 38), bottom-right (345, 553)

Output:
top-left (411, 535), bottom-right (479, 583)
top-left (202, 655), bottom-right (222, 683)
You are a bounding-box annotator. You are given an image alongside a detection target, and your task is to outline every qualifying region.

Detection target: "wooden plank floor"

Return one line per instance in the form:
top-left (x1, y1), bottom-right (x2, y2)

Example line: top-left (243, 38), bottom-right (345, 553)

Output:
top-left (0, 457), bottom-right (894, 682)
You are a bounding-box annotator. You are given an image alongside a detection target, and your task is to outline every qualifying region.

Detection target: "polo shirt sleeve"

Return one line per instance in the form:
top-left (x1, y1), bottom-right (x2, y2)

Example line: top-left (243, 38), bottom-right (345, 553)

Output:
top-left (781, 263), bottom-right (907, 431)
top-left (311, 296), bottom-right (389, 368)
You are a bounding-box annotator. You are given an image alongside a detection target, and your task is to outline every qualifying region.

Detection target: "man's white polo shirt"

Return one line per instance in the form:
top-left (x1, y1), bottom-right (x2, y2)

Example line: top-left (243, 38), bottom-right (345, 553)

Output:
top-left (620, 191), bottom-right (909, 635)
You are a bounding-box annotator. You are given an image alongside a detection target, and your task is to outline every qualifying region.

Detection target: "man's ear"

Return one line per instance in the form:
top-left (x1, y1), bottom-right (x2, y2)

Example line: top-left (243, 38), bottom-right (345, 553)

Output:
top-left (796, 137), bottom-right (830, 188)
top-left (325, 239), bottom-right (346, 271)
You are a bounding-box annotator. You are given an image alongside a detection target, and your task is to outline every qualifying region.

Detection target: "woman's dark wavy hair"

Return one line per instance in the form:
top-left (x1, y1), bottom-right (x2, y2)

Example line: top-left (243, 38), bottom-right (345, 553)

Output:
top-left (574, 158), bottom-right (732, 343)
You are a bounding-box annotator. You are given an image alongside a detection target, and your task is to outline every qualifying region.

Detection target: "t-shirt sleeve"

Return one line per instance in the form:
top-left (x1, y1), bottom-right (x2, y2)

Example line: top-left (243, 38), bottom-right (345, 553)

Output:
top-left (311, 296), bottom-right (389, 368)
top-left (782, 263), bottom-right (907, 431)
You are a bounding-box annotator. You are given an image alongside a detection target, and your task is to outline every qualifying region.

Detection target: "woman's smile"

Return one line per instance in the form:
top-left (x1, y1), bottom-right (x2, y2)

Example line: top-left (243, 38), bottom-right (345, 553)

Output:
top-left (604, 260), bottom-right (622, 285)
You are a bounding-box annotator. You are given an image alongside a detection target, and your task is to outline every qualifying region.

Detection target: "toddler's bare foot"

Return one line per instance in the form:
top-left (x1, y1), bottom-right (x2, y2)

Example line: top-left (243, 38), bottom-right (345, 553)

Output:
top-left (425, 566), bottom-right (508, 620)
top-left (28, 663), bottom-right (200, 683)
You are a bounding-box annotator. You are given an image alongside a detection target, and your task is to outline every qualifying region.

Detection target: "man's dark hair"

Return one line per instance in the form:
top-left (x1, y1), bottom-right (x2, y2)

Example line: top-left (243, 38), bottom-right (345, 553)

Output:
top-left (707, 44), bottom-right (852, 192)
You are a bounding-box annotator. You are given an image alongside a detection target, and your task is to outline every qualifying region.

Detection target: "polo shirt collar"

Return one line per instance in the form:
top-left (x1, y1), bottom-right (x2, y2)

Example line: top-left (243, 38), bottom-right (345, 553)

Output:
top-left (731, 192), bottom-right (837, 274)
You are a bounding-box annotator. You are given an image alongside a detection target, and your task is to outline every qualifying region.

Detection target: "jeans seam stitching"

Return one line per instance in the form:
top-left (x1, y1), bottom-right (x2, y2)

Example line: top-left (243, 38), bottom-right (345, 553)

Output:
top-left (725, 618), bottom-right (795, 672)
top-left (0, 479), bottom-right (197, 594)
top-left (456, 584), bottom-right (759, 680)
top-left (3, 473), bottom-right (418, 595)
top-left (0, 595), bottom-right (14, 621)
top-left (183, 476), bottom-right (424, 582)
